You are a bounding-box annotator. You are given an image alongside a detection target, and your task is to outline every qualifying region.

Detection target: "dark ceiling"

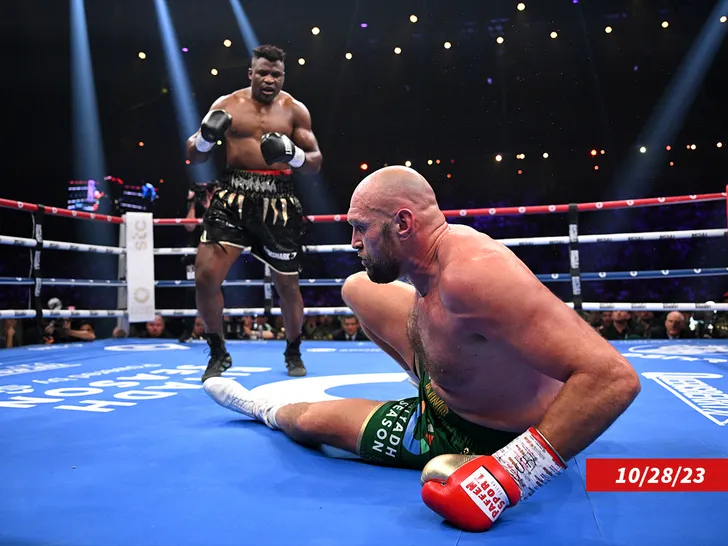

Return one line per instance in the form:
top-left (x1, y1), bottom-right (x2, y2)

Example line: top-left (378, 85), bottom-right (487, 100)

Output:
top-left (3, 0), bottom-right (727, 218)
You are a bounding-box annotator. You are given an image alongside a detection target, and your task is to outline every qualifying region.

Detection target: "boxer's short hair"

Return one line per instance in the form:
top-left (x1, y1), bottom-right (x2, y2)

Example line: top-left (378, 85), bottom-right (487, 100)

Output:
top-left (252, 45), bottom-right (286, 65)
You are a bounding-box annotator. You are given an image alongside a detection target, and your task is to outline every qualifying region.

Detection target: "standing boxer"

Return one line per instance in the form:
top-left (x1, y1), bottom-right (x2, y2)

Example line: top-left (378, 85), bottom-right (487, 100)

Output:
top-left (186, 45), bottom-right (322, 381)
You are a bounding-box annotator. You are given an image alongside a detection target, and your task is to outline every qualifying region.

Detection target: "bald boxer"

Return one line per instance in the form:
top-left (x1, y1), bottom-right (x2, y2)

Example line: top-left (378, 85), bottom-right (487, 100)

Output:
top-left (204, 166), bottom-right (640, 532)
top-left (187, 44), bottom-right (322, 380)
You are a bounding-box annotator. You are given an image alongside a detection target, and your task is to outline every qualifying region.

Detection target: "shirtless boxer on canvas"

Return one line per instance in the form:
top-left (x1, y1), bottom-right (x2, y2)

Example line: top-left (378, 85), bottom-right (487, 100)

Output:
top-left (203, 165), bottom-right (641, 532)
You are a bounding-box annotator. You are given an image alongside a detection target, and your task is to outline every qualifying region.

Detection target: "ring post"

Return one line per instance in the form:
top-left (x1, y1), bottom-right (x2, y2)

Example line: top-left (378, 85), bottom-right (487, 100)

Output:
top-left (30, 205), bottom-right (45, 332)
top-left (568, 203), bottom-right (583, 314)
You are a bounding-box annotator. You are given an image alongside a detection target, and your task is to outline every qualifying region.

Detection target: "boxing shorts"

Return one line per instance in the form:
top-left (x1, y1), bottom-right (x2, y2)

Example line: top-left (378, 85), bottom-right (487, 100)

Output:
top-left (357, 355), bottom-right (520, 470)
top-left (200, 169), bottom-right (305, 275)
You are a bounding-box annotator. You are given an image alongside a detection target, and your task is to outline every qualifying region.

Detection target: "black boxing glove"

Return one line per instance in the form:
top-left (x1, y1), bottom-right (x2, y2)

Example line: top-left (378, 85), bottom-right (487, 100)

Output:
top-left (260, 132), bottom-right (306, 168)
top-left (194, 110), bottom-right (232, 152)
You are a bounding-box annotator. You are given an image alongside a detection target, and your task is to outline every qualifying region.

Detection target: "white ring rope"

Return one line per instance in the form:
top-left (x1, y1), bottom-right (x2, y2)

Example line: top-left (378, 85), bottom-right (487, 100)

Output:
top-left (2, 228), bottom-right (724, 255)
top-left (2, 302), bottom-right (727, 320)
top-left (151, 228), bottom-right (728, 256)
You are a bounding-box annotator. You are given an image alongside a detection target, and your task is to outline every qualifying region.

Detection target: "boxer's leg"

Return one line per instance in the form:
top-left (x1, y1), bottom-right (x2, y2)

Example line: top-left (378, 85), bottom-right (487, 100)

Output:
top-left (203, 377), bottom-right (382, 454)
top-left (195, 242), bottom-right (242, 337)
top-left (195, 240), bottom-right (243, 381)
top-left (271, 270), bottom-right (307, 377)
top-left (342, 271), bottom-right (416, 372)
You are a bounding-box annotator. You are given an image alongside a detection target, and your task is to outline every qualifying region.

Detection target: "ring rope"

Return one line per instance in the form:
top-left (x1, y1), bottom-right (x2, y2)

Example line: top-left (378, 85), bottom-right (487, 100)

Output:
top-left (2, 268), bottom-right (727, 289)
top-left (3, 301), bottom-right (728, 320)
top-left (0, 191), bottom-right (724, 225)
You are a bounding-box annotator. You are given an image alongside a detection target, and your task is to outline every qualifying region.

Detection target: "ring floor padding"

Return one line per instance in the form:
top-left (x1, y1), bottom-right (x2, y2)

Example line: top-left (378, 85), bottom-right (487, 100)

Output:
top-left (1, 339), bottom-right (727, 546)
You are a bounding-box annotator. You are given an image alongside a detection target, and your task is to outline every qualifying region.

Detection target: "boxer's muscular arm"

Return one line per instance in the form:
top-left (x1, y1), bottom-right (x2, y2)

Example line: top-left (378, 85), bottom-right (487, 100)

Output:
top-left (186, 95), bottom-right (231, 164)
top-left (441, 253), bottom-right (641, 462)
top-left (290, 100), bottom-right (322, 174)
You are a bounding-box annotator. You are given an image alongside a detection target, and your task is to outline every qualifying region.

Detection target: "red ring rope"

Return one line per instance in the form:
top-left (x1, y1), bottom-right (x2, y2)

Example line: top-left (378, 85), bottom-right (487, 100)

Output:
top-left (0, 191), bottom-right (725, 225)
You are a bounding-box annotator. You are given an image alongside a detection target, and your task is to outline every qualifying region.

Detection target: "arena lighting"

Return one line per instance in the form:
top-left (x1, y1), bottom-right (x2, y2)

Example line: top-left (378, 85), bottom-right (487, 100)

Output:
top-left (550, 31), bottom-right (559, 39)
top-left (311, 27), bottom-right (320, 35)
top-left (670, 161), bottom-right (675, 166)
top-left (211, 68), bottom-right (219, 75)
top-left (185, 159), bottom-right (191, 164)
top-left (447, 173), bottom-right (452, 178)
top-left (639, 146), bottom-right (647, 153)
top-left (666, 145), bottom-right (672, 150)
top-left (600, 149), bottom-right (606, 154)
top-left (721, 16), bottom-right (727, 23)
top-left (360, 22), bottom-right (368, 28)
top-left (590, 149), bottom-right (598, 156)
top-left (360, 163), bottom-right (368, 171)
top-left (605, 26), bottom-right (613, 34)
top-left (217, 140), bottom-right (222, 145)
top-left (662, 21), bottom-right (669, 28)
top-left (444, 42), bottom-right (452, 49)
top-left (181, 47), bottom-right (188, 52)
top-left (298, 58), bottom-right (306, 65)
top-left (496, 36), bottom-right (505, 44)
top-left (594, 165), bottom-right (600, 171)
top-left (435, 159), bottom-right (441, 164)
top-left (394, 47), bottom-right (402, 54)
top-left (405, 161), bottom-right (412, 167)
top-left (718, 142), bottom-right (724, 148)
top-left (543, 152), bottom-right (549, 158)
top-left (138, 141), bottom-right (145, 147)
top-left (517, 3), bottom-right (526, 11)
top-left (223, 39), bottom-right (232, 47)
top-left (517, 169), bottom-right (523, 175)
top-left (495, 154), bottom-right (503, 162)
top-left (427, 159), bottom-right (433, 165)
top-left (345, 52), bottom-right (353, 60)
top-left (409, 15), bottom-right (418, 23)
top-left (138, 51), bottom-right (147, 59)
top-left (691, 144), bottom-right (697, 150)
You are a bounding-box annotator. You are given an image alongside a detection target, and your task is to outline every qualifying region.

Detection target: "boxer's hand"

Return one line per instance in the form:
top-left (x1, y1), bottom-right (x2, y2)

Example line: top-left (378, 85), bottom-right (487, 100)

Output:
top-left (421, 428), bottom-right (567, 532)
top-left (260, 132), bottom-right (306, 168)
top-left (195, 110), bottom-right (232, 152)
top-left (420, 454), bottom-right (521, 532)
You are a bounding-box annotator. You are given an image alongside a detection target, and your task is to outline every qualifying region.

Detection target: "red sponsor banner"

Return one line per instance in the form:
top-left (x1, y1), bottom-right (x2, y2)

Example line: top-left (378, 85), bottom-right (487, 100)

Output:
top-left (586, 459), bottom-right (728, 492)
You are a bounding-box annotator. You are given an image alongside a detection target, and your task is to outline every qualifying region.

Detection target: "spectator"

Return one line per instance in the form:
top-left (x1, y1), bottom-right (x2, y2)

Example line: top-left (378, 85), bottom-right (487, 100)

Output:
top-left (601, 311), bottom-right (639, 340)
top-left (332, 315), bottom-right (369, 341)
top-left (1, 319), bottom-right (20, 348)
top-left (651, 311), bottom-right (688, 339)
top-left (137, 315), bottom-right (175, 338)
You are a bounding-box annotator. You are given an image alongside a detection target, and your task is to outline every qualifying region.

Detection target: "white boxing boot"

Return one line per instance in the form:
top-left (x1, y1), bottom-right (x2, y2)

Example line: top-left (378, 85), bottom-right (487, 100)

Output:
top-left (203, 377), bottom-right (281, 429)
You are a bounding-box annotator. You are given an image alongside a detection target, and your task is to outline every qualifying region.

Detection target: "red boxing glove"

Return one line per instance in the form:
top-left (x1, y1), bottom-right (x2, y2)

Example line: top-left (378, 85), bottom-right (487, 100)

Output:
top-left (421, 427), bottom-right (567, 532)
top-left (420, 454), bottom-right (521, 532)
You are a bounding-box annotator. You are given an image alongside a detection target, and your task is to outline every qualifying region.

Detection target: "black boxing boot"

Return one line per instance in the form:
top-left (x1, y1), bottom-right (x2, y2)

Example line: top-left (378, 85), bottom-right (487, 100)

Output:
top-left (201, 332), bottom-right (232, 383)
top-left (284, 334), bottom-right (306, 377)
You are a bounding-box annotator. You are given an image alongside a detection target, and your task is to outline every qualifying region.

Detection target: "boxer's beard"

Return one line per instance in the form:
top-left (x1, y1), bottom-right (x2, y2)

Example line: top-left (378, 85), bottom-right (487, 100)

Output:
top-left (364, 224), bottom-right (400, 284)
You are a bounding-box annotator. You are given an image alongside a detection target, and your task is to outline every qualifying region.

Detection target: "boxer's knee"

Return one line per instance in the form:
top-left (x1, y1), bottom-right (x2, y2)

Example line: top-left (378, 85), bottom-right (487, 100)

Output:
top-left (341, 271), bottom-right (370, 309)
top-left (195, 257), bottom-right (220, 292)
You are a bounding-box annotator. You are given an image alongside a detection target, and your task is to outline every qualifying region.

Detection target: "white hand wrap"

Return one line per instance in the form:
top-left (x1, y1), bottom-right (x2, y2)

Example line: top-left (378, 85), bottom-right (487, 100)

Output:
top-left (492, 426), bottom-right (566, 501)
top-left (194, 132), bottom-right (215, 153)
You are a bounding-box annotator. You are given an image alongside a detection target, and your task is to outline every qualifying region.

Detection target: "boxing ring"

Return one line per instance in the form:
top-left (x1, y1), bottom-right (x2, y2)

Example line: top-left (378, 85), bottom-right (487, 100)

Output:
top-left (2, 190), bottom-right (728, 545)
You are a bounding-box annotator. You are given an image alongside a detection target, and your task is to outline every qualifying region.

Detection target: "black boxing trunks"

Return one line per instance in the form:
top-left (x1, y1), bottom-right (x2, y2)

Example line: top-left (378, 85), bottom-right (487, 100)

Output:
top-left (200, 169), bottom-right (305, 275)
